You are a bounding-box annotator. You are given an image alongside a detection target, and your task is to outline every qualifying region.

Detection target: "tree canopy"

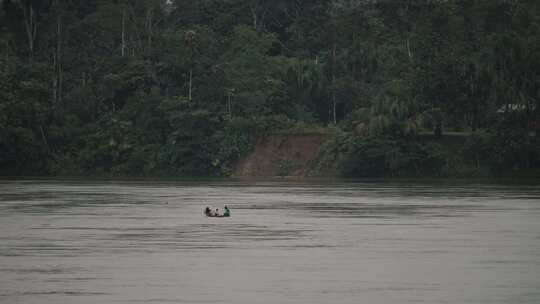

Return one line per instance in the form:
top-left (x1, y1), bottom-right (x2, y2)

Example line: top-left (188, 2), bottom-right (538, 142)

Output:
top-left (1, 0), bottom-right (539, 177)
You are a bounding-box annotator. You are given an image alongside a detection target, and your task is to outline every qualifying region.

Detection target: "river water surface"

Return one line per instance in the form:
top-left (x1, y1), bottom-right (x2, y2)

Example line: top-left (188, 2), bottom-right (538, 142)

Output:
top-left (1, 179), bottom-right (539, 304)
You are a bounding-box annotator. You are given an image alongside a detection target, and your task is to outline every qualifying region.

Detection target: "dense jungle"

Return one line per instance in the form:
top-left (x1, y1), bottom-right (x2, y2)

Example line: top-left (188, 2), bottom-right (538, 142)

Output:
top-left (1, 0), bottom-right (539, 177)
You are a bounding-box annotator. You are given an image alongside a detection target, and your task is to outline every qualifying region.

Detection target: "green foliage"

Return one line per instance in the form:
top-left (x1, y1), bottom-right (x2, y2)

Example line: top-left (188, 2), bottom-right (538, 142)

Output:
top-left (0, 126), bottom-right (50, 174)
top-left (339, 135), bottom-right (449, 178)
top-left (310, 127), bottom-right (356, 176)
top-left (1, 0), bottom-right (539, 177)
top-left (278, 159), bottom-right (300, 177)
top-left (213, 117), bottom-right (254, 175)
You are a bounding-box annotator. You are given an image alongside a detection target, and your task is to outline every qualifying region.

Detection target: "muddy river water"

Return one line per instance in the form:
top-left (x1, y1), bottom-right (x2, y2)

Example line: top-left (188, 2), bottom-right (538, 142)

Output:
top-left (1, 179), bottom-right (539, 304)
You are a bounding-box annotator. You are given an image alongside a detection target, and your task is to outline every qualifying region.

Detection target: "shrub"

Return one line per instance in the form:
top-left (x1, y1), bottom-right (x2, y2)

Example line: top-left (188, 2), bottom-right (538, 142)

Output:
top-left (339, 135), bottom-right (449, 178)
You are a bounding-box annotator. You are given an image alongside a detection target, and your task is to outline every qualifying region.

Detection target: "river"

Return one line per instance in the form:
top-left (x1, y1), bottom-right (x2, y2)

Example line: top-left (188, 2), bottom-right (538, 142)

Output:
top-left (0, 179), bottom-right (539, 304)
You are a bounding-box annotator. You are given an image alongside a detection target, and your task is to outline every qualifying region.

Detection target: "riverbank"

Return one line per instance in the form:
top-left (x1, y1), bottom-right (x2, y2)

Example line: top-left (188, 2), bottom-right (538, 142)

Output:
top-left (232, 130), bottom-right (540, 179)
top-left (232, 133), bottom-right (329, 178)
top-left (2, 128), bottom-right (538, 179)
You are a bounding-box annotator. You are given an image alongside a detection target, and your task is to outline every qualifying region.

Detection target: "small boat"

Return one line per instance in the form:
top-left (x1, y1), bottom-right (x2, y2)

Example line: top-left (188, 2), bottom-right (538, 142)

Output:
top-left (205, 213), bottom-right (230, 218)
top-left (204, 207), bottom-right (230, 218)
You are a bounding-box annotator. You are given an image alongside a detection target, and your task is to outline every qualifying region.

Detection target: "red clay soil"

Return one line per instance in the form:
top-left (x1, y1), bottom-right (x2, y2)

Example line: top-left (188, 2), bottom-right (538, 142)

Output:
top-left (232, 133), bottom-right (328, 178)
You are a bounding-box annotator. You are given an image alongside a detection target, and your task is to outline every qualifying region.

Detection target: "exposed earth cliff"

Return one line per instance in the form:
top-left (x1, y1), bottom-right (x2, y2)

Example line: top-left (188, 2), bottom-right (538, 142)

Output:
top-left (232, 134), bottom-right (328, 178)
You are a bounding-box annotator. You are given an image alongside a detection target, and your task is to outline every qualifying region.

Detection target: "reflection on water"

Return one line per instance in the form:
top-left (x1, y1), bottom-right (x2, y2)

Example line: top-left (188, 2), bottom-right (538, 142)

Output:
top-left (0, 179), bottom-right (539, 304)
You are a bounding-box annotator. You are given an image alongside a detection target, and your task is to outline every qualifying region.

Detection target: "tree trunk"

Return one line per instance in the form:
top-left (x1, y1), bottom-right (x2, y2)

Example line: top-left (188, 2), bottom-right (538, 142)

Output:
top-left (52, 13), bottom-right (62, 116)
top-left (299, 61), bottom-right (304, 87)
top-left (4, 40), bottom-right (8, 62)
top-left (250, 5), bottom-right (258, 30)
top-left (332, 91), bottom-right (336, 125)
top-left (121, 7), bottom-right (126, 57)
top-left (52, 53), bottom-right (57, 107)
top-left (406, 36), bottom-right (412, 60)
top-left (250, 1), bottom-right (267, 31)
top-left (23, 4), bottom-right (37, 62)
top-left (146, 7), bottom-right (154, 49)
top-left (56, 14), bottom-right (62, 109)
top-left (40, 125), bottom-right (50, 153)
top-left (127, 4), bottom-right (144, 55)
top-left (58, 59), bottom-right (63, 109)
top-left (188, 68), bottom-right (193, 101)
top-left (434, 121), bottom-right (442, 138)
top-left (227, 92), bottom-right (232, 120)
top-left (332, 41), bottom-right (337, 125)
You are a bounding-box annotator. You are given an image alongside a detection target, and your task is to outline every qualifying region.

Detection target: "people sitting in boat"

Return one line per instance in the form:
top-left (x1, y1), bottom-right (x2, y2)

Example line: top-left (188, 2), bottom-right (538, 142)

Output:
top-left (204, 206), bottom-right (230, 217)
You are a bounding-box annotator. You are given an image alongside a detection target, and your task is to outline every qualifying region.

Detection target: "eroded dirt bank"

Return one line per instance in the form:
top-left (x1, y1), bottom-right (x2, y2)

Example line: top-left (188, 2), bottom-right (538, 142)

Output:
top-left (232, 134), bottom-right (328, 178)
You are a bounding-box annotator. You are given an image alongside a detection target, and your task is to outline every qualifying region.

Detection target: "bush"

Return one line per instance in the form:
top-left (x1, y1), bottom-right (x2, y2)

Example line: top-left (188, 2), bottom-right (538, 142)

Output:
top-left (339, 135), bottom-right (449, 178)
top-left (0, 126), bottom-right (51, 175)
top-left (278, 159), bottom-right (300, 176)
top-left (213, 117), bottom-right (255, 175)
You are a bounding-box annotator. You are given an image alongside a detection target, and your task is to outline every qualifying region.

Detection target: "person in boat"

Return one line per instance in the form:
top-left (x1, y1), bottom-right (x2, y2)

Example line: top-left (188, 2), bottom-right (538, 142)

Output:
top-left (223, 206), bottom-right (230, 217)
top-left (215, 208), bottom-right (219, 216)
top-left (204, 207), bottom-right (211, 216)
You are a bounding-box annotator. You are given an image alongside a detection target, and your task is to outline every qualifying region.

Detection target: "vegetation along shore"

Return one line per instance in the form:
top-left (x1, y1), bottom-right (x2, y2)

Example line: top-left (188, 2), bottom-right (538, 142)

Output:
top-left (1, 1), bottom-right (539, 178)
